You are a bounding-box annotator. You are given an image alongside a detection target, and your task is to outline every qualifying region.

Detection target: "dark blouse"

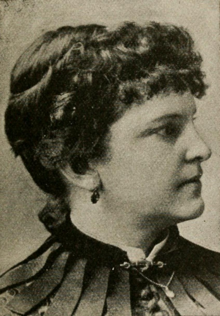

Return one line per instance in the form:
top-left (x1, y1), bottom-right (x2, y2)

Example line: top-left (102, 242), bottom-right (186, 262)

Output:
top-left (1, 220), bottom-right (220, 316)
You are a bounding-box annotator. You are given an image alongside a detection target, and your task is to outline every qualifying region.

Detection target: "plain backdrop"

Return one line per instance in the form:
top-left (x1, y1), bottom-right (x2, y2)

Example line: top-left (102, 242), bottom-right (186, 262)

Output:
top-left (0, 0), bottom-right (219, 273)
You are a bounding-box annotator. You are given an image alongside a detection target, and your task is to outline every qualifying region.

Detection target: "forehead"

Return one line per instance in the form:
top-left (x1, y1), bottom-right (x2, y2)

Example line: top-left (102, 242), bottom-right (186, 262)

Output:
top-left (110, 92), bottom-right (196, 137)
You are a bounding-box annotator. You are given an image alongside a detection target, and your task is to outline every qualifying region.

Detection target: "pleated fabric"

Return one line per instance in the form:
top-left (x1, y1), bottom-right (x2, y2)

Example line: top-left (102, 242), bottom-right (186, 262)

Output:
top-left (1, 228), bottom-right (220, 316)
top-left (7, 250), bottom-right (70, 315)
top-left (44, 257), bottom-right (87, 316)
top-left (159, 274), bottom-right (204, 315)
top-left (0, 236), bottom-right (58, 292)
top-left (73, 265), bottom-right (110, 316)
top-left (178, 271), bottom-right (220, 315)
top-left (107, 268), bottom-right (132, 316)
top-left (195, 265), bottom-right (220, 300)
top-left (156, 247), bottom-right (220, 316)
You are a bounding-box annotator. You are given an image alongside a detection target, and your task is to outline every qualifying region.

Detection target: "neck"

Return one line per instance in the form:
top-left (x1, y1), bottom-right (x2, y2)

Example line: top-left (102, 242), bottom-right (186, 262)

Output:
top-left (68, 187), bottom-right (170, 254)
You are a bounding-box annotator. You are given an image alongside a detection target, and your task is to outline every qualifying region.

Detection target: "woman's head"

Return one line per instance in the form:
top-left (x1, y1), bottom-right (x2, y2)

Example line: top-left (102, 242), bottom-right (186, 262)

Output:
top-left (95, 92), bottom-right (211, 227)
top-left (5, 21), bottom-right (208, 202)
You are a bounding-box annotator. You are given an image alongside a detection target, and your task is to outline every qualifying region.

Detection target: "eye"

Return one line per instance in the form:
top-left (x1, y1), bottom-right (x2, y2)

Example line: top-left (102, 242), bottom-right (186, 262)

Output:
top-left (156, 122), bottom-right (181, 138)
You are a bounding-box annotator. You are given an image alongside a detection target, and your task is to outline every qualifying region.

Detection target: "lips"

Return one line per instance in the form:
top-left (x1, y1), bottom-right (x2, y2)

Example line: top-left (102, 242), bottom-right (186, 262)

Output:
top-left (182, 175), bottom-right (201, 185)
top-left (178, 173), bottom-right (203, 188)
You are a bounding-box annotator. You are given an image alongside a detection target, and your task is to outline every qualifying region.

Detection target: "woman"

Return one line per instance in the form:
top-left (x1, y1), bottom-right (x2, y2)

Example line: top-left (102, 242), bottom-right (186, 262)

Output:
top-left (1, 22), bottom-right (220, 316)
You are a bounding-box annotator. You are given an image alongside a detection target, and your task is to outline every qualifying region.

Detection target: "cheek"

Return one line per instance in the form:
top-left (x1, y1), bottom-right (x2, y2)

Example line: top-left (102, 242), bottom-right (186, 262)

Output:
top-left (100, 139), bottom-right (181, 201)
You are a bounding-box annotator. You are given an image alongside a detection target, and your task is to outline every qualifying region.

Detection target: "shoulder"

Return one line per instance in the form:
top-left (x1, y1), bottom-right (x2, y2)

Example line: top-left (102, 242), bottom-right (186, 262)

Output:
top-left (156, 237), bottom-right (220, 315)
top-left (178, 236), bottom-right (220, 275)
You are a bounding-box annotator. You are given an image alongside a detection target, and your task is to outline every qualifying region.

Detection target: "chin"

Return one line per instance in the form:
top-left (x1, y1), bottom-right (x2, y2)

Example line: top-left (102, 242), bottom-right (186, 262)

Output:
top-left (176, 198), bottom-right (205, 223)
top-left (189, 201), bottom-right (205, 219)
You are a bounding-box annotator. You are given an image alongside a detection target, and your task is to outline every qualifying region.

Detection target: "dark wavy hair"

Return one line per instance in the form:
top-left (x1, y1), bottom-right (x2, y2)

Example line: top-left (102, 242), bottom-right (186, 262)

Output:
top-left (5, 21), bottom-right (207, 201)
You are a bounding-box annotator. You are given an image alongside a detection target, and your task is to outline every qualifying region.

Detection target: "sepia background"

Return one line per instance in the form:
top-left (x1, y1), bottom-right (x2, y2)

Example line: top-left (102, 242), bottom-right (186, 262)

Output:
top-left (0, 0), bottom-right (219, 273)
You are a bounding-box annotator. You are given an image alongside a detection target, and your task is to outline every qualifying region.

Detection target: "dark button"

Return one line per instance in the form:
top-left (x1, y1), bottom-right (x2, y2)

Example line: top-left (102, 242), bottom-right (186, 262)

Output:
top-left (0, 297), bottom-right (7, 306)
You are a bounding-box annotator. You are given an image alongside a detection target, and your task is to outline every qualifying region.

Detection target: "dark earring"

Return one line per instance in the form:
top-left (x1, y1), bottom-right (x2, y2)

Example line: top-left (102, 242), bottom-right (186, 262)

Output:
top-left (91, 188), bottom-right (100, 204)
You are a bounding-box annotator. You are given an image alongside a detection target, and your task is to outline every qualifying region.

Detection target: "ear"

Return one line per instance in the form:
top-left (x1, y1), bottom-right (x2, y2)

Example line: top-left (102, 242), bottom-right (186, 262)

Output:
top-left (60, 163), bottom-right (101, 191)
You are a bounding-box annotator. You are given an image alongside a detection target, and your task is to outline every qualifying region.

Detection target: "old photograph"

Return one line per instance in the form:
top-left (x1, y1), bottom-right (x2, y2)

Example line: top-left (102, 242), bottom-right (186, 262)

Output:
top-left (0, 0), bottom-right (220, 315)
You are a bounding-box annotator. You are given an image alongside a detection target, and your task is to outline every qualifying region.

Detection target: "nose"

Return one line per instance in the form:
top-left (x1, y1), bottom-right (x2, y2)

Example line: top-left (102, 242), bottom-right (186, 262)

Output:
top-left (184, 124), bottom-right (212, 163)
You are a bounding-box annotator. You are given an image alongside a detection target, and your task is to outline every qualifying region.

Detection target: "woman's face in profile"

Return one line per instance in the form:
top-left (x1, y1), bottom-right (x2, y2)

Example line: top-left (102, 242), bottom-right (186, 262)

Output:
top-left (94, 92), bottom-right (211, 224)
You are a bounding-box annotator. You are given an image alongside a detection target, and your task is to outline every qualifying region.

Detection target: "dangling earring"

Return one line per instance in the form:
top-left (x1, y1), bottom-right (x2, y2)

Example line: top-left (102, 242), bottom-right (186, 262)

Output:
top-left (91, 188), bottom-right (100, 204)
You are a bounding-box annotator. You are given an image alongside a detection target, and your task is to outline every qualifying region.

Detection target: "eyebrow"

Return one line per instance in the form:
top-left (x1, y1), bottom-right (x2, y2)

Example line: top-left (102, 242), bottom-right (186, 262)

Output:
top-left (149, 113), bottom-right (183, 124)
top-left (136, 113), bottom-right (184, 138)
top-left (150, 105), bottom-right (197, 123)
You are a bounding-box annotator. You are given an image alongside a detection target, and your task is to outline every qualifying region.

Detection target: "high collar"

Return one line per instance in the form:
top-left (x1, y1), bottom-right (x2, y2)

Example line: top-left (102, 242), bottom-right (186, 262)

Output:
top-left (52, 216), bottom-right (180, 268)
top-left (118, 230), bottom-right (169, 266)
